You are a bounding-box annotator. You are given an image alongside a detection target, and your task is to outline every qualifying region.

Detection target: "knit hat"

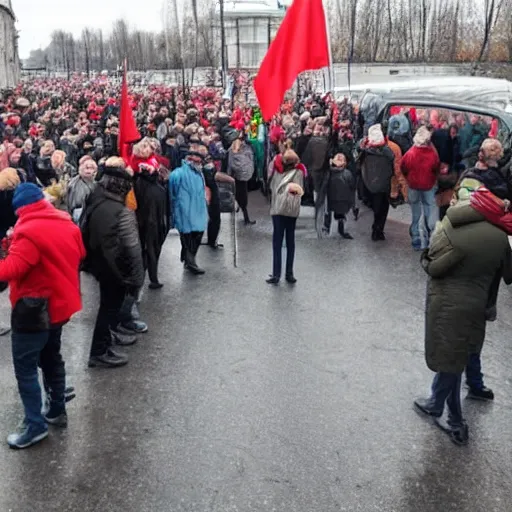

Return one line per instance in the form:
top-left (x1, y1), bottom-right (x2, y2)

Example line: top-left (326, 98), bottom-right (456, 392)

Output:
top-left (368, 124), bottom-right (385, 145)
top-left (413, 126), bottom-right (432, 146)
top-left (12, 183), bottom-right (44, 211)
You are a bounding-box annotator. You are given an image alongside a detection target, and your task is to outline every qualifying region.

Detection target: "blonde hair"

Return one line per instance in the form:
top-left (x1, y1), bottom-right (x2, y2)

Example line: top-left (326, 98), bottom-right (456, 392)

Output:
top-left (231, 139), bottom-right (242, 153)
top-left (105, 157), bottom-right (126, 169)
top-left (480, 138), bottom-right (504, 163)
top-left (51, 150), bottom-right (66, 169)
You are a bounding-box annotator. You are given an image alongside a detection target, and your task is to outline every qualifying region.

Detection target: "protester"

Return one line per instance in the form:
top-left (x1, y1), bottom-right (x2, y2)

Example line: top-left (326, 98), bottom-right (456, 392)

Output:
top-left (227, 133), bottom-right (256, 225)
top-left (81, 159), bottom-right (145, 368)
top-left (454, 139), bottom-right (512, 400)
top-left (317, 153), bottom-right (355, 239)
top-left (415, 198), bottom-right (512, 445)
top-left (169, 145), bottom-right (209, 275)
top-left (133, 160), bottom-right (169, 289)
top-left (432, 124), bottom-right (463, 220)
top-left (266, 146), bottom-right (306, 284)
top-left (0, 183), bottom-right (85, 448)
top-left (358, 124), bottom-right (395, 241)
top-left (401, 126), bottom-right (440, 250)
top-left (66, 156), bottom-right (97, 222)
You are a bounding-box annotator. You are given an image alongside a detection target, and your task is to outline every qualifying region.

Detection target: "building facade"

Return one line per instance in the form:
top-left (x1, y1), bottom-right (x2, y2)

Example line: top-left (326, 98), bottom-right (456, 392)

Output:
top-left (0, 0), bottom-right (20, 89)
top-left (221, 0), bottom-right (285, 69)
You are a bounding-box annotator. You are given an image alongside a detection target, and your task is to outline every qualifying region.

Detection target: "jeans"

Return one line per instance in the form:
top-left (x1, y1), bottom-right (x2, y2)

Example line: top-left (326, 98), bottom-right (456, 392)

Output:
top-left (90, 281), bottom-right (129, 357)
top-left (12, 327), bottom-right (66, 430)
top-left (272, 215), bottom-right (297, 278)
top-left (430, 372), bottom-right (463, 427)
top-left (408, 187), bottom-right (437, 248)
top-left (466, 353), bottom-right (484, 390)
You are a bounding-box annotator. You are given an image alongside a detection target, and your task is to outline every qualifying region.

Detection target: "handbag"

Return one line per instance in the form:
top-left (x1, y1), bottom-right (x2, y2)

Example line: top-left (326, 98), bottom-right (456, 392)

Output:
top-left (218, 182), bottom-right (235, 213)
top-left (273, 170), bottom-right (302, 218)
top-left (11, 297), bottom-right (50, 333)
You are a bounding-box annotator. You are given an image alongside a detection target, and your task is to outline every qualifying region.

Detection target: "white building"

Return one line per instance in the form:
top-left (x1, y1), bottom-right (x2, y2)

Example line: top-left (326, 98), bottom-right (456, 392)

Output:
top-left (221, 0), bottom-right (285, 69)
top-left (0, 0), bottom-right (20, 88)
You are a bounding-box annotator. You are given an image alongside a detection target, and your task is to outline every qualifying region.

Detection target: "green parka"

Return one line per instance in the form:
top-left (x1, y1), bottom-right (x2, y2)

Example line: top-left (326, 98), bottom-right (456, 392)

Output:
top-left (421, 202), bottom-right (512, 374)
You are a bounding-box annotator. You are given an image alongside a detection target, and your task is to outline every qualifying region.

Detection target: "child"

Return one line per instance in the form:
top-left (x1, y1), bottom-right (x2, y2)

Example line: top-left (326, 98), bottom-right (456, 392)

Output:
top-left (325, 153), bottom-right (355, 239)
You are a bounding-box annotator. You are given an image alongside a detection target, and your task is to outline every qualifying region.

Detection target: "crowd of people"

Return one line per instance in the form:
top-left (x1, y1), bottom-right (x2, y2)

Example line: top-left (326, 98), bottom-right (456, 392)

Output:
top-left (1, 75), bottom-right (512, 449)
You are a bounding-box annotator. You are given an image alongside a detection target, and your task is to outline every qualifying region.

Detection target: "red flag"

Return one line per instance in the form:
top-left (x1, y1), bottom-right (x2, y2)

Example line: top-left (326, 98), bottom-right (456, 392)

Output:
top-left (254, 0), bottom-right (330, 121)
top-left (118, 62), bottom-right (140, 162)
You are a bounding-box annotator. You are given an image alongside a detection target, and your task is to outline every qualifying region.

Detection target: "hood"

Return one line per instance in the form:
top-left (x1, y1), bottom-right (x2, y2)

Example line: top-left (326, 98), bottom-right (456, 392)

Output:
top-left (446, 201), bottom-right (485, 228)
top-left (16, 199), bottom-right (72, 225)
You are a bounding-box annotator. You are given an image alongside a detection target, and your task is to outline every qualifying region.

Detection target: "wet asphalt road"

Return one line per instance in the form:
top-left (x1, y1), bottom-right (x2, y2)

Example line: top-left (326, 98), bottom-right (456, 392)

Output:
top-left (1, 193), bottom-right (512, 512)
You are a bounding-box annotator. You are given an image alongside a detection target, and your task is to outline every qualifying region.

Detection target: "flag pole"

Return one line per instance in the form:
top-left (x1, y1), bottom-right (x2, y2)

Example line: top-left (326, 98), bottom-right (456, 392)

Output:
top-left (322, 0), bottom-right (334, 92)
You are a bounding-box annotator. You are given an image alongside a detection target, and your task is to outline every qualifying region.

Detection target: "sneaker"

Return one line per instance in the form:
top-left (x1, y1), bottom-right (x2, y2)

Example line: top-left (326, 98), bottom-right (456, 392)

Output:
top-left (148, 282), bottom-right (164, 290)
top-left (65, 386), bottom-right (76, 403)
top-left (88, 348), bottom-right (128, 368)
top-left (111, 330), bottom-right (138, 346)
top-left (266, 275), bottom-right (280, 285)
top-left (118, 320), bottom-right (148, 334)
top-left (435, 417), bottom-right (469, 446)
top-left (414, 398), bottom-right (443, 418)
top-left (45, 404), bottom-right (68, 428)
top-left (467, 386), bottom-right (494, 401)
top-left (7, 424), bottom-right (48, 449)
top-left (285, 274), bottom-right (297, 284)
top-left (185, 263), bottom-right (206, 275)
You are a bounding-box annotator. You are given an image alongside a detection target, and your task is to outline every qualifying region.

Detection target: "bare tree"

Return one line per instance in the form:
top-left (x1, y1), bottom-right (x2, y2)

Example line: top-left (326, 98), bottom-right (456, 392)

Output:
top-left (476, 0), bottom-right (505, 63)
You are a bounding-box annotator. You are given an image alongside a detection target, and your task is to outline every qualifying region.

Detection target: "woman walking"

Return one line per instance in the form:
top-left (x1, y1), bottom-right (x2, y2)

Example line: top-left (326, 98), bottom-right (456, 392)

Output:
top-left (266, 147), bottom-right (306, 285)
top-left (228, 133), bottom-right (256, 225)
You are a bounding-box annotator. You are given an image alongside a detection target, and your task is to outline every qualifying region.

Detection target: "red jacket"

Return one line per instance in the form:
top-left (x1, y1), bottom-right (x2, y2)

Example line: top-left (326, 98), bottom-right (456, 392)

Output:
top-left (0, 200), bottom-right (85, 325)
top-left (401, 145), bottom-right (440, 191)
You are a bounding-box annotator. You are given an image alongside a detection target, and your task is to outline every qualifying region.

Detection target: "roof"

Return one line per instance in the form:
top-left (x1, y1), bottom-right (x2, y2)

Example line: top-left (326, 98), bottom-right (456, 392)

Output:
top-left (0, 0), bottom-right (14, 18)
top-left (222, 0), bottom-right (285, 17)
top-left (348, 76), bottom-right (512, 123)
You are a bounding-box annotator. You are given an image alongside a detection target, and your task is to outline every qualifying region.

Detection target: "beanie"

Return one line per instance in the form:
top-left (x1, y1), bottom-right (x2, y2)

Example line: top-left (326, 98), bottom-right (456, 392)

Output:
top-left (12, 183), bottom-right (44, 211)
top-left (368, 124), bottom-right (385, 146)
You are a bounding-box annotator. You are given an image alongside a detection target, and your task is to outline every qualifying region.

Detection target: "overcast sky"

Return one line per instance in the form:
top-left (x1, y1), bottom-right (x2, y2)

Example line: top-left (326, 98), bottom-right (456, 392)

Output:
top-left (12, 0), bottom-right (165, 58)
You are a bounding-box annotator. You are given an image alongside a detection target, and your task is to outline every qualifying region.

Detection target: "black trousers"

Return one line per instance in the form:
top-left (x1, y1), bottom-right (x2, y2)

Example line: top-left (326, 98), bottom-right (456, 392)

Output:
top-left (144, 239), bottom-right (163, 285)
top-left (369, 192), bottom-right (390, 233)
top-left (90, 281), bottom-right (129, 357)
top-left (235, 179), bottom-right (248, 209)
top-left (439, 204), bottom-right (449, 221)
top-left (207, 202), bottom-right (221, 246)
top-left (272, 215), bottom-right (297, 278)
top-left (180, 232), bottom-right (203, 261)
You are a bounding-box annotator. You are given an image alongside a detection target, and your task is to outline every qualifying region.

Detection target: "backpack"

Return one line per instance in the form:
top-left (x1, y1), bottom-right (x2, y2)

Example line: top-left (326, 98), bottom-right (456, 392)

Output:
top-left (78, 198), bottom-right (106, 276)
top-left (218, 182), bottom-right (235, 213)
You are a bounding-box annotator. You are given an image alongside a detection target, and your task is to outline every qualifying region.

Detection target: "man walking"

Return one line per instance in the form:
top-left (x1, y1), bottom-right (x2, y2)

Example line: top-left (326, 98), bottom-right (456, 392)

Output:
top-left (82, 161), bottom-right (145, 368)
top-left (0, 183), bottom-right (85, 448)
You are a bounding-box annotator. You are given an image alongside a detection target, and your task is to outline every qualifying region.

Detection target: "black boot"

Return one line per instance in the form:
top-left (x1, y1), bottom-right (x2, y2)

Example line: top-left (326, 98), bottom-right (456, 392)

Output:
top-left (185, 251), bottom-right (205, 275)
top-left (338, 220), bottom-right (353, 240)
top-left (242, 208), bottom-right (256, 225)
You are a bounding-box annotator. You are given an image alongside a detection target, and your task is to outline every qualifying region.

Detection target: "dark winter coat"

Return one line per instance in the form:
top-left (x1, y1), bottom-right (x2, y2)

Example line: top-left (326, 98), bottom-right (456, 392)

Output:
top-left (358, 142), bottom-right (395, 194)
top-left (302, 136), bottom-right (330, 192)
top-left (431, 129), bottom-right (461, 168)
top-left (34, 156), bottom-right (57, 186)
top-left (459, 166), bottom-right (512, 201)
top-left (0, 190), bottom-right (16, 239)
top-left (326, 167), bottom-right (355, 216)
top-left (83, 184), bottom-right (144, 291)
top-left (421, 202), bottom-right (512, 374)
top-left (134, 171), bottom-right (169, 255)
